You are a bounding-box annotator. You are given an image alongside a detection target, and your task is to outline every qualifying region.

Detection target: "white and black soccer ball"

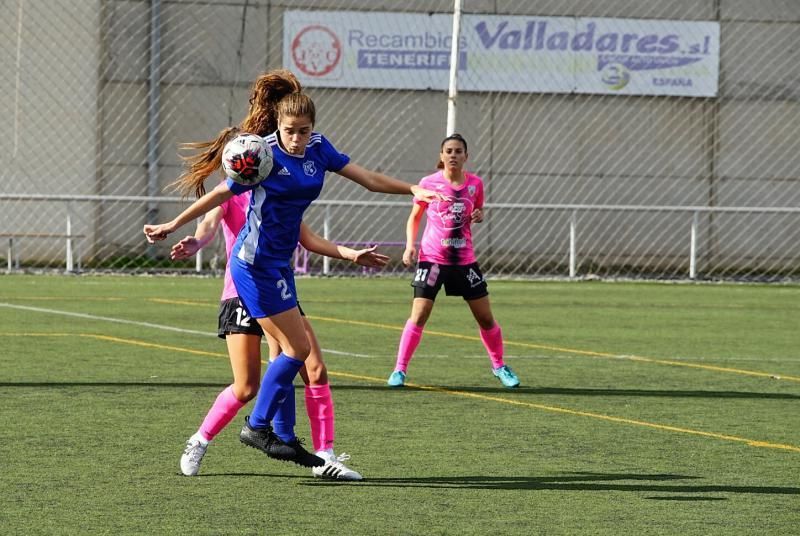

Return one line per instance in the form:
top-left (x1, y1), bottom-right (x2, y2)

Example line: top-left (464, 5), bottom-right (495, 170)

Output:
top-left (221, 134), bottom-right (273, 185)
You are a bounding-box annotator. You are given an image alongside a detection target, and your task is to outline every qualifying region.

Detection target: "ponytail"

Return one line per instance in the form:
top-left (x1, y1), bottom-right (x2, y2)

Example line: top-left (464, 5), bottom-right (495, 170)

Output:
top-left (241, 69), bottom-right (302, 136)
top-left (170, 126), bottom-right (240, 198)
top-left (169, 69), bottom-right (303, 199)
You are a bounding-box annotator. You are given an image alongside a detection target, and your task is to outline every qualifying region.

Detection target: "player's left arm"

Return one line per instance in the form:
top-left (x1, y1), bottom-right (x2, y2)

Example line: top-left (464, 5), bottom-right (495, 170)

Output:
top-left (170, 207), bottom-right (223, 260)
top-left (298, 222), bottom-right (389, 269)
top-left (336, 163), bottom-right (446, 203)
top-left (471, 179), bottom-right (485, 223)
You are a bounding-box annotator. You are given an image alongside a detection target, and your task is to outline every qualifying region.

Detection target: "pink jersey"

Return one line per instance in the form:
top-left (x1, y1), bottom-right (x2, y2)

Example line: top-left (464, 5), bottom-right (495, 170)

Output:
top-left (220, 191), bottom-right (249, 301)
top-left (416, 170), bottom-right (484, 266)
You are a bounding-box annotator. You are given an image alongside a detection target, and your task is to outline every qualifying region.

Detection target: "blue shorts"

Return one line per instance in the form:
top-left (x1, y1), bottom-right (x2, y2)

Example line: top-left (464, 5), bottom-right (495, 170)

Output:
top-left (230, 257), bottom-right (298, 319)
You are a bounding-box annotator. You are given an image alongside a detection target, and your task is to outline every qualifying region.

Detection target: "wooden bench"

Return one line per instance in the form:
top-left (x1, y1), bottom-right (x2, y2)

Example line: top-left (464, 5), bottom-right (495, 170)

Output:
top-left (0, 233), bottom-right (85, 271)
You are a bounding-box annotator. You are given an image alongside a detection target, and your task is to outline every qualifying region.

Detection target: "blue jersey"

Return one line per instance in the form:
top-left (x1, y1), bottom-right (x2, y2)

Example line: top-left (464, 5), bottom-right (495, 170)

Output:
top-left (227, 132), bottom-right (350, 268)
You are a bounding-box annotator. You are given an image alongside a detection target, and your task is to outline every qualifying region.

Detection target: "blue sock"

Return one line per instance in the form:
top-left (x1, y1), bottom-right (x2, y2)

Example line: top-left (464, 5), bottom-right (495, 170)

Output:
top-left (272, 382), bottom-right (296, 443)
top-left (248, 353), bottom-right (303, 429)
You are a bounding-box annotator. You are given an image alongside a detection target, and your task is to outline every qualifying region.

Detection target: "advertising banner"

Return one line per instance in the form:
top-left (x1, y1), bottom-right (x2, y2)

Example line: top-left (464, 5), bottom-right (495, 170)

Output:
top-left (284, 11), bottom-right (719, 97)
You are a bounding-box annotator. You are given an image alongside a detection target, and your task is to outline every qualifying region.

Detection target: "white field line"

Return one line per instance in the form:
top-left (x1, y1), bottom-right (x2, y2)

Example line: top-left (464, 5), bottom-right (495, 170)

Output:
top-left (0, 302), bottom-right (368, 357)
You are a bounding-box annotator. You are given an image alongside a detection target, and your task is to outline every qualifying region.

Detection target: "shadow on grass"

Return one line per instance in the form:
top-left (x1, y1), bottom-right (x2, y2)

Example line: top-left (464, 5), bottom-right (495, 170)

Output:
top-left (1, 382), bottom-right (798, 401)
top-left (300, 472), bottom-right (800, 496)
top-left (645, 496), bottom-right (728, 501)
top-left (193, 472), bottom-right (310, 479)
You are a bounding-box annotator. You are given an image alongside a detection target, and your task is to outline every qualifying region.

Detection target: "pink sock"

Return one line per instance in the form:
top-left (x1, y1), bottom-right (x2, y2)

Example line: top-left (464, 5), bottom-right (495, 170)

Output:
top-left (395, 320), bottom-right (424, 373)
top-left (304, 384), bottom-right (335, 452)
top-left (198, 385), bottom-right (245, 441)
top-left (479, 323), bottom-right (505, 369)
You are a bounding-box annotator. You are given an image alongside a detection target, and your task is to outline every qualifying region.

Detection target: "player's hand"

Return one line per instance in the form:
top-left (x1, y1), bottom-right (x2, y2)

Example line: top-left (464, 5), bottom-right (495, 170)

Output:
top-left (411, 185), bottom-right (451, 203)
top-left (471, 208), bottom-right (484, 223)
top-left (143, 222), bottom-right (176, 243)
top-left (402, 246), bottom-right (417, 267)
top-left (170, 236), bottom-right (202, 260)
top-left (350, 246), bottom-right (390, 269)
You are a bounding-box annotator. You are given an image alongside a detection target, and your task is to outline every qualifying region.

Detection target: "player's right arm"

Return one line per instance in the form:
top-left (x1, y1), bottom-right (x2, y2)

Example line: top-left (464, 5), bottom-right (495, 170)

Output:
top-left (170, 207), bottom-right (223, 260)
top-left (144, 183), bottom-right (234, 243)
top-left (402, 203), bottom-right (424, 267)
top-left (298, 223), bottom-right (390, 269)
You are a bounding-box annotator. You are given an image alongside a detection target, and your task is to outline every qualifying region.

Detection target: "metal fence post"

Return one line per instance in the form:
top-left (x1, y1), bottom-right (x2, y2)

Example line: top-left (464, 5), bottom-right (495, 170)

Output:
top-left (690, 211), bottom-right (698, 279)
top-left (66, 204), bottom-right (74, 272)
top-left (323, 206), bottom-right (331, 275)
top-left (569, 210), bottom-right (577, 278)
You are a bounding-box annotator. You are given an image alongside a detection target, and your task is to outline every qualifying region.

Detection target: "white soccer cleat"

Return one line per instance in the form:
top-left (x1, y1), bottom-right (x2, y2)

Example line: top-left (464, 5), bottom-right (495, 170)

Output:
top-left (180, 437), bottom-right (209, 476)
top-left (312, 452), bottom-right (363, 481)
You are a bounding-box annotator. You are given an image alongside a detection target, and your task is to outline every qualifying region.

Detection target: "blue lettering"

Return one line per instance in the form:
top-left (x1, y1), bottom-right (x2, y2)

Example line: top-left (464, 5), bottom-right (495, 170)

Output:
top-left (571, 23), bottom-right (595, 51)
top-left (596, 33), bottom-right (618, 52)
top-left (357, 50), bottom-right (467, 70)
top-left (500, 30), bottom-right (522, 49)
top-left (653, 77), bottom-right (693, 87)
top-left (637, 34), bottom-right (659, 54)
top-left (547, 31), bottom-right (569, 51)
top-left (621, 33), bottom-right (638, 53)
top-left (659, 35), bottom-right (680, 54)
top-left (475, 21), bottom-right (507, 48)
top-left (536, 21), bottom-right (547, 50)
top-left (471, 18), bottom-right (706, 59)
top-left (524, 21), bottom-right (536, 49)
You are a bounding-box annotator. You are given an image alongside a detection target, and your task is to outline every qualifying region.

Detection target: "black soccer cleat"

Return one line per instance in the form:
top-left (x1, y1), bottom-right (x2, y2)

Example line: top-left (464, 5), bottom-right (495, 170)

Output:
top-left (283, 437), bottom-right (325, 468)
top-left (240, 416), bottom-right (324, 467)
top-left (239, 416), bottom-right (296, 459)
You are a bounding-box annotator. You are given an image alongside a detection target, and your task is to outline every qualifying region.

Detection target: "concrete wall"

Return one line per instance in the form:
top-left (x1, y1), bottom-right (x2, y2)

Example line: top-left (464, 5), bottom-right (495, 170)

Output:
top-left (0, 1), bottom-right (100, 263)
top-left (1, 0), bottom-right (798, 275)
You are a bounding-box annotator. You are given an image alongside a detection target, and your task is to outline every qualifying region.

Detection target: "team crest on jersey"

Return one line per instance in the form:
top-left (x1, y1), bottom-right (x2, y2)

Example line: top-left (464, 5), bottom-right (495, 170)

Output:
top-left (468, 185), bottom-right (476, 196)
top-left (303, 161), bottom-right (317, 176)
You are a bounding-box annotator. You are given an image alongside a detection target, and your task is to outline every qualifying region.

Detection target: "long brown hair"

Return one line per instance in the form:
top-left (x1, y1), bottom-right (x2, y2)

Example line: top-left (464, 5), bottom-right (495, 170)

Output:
top-left (171, 69), bottom-right (310, 197)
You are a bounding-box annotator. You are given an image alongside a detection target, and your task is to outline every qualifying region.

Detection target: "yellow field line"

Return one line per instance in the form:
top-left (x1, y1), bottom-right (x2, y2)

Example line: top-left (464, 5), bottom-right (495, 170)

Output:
top-left (5, 331), bottom-right (797, 454)
top-left (89, 334), bottom-right (230, 358)
top-left (0, 332), bottom-right (231, 359)
top-left (306, 314), bottom-right (800, 383)
top-left (148, 298), bottom-right (215, 307)
top-left (145, 298), bottom-right (800, 382)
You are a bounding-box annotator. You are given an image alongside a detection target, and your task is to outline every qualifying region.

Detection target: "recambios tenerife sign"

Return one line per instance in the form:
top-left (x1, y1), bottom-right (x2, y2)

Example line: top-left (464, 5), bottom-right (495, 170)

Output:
top-left (284, 11), bottom-right (719, 97)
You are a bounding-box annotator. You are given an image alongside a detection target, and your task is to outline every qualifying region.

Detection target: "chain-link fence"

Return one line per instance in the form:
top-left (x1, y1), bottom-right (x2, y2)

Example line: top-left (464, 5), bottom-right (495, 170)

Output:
top-left (2, 0), bottom-right (799, 280)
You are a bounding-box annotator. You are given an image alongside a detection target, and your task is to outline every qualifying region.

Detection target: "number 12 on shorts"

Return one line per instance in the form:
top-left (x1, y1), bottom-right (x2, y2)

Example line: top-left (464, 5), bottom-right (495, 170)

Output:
top-left (235, 306), bottom-right (251, 327)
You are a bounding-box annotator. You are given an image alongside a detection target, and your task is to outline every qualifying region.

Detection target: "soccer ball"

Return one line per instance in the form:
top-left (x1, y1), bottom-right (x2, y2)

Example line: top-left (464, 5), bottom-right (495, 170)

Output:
top-left (221, 134), bottom-right (273, 185)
